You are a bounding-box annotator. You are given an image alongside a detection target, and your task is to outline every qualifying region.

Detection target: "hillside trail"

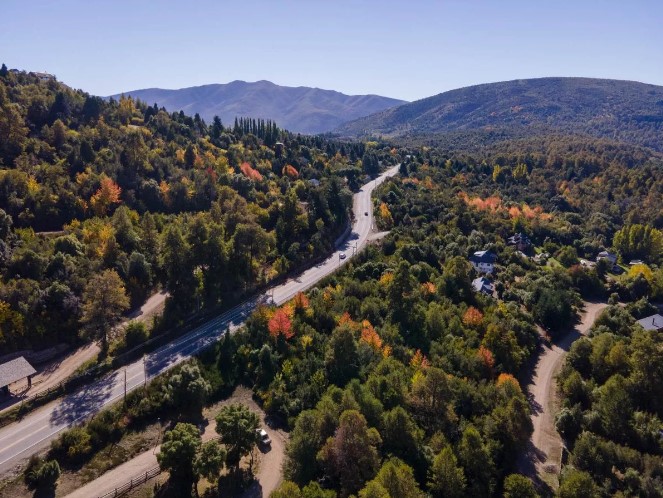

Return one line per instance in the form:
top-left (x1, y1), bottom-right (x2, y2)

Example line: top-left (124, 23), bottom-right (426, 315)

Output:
top-left (0, 291), bottom-right (168, 415)
top-left (517, 301), bottom-right (607, 488)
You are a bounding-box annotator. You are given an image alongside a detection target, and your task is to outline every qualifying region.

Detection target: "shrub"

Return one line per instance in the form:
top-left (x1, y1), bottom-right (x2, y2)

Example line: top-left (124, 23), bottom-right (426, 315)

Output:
top-left (124, 321), bottom-right (149, 349)
top-left (24, 456), bottom-right (60, 490)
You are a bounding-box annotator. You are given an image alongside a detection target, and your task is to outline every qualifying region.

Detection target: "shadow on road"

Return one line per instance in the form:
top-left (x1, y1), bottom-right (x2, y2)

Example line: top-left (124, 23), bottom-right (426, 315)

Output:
top-left (50, 371), bottom-right (119, 426)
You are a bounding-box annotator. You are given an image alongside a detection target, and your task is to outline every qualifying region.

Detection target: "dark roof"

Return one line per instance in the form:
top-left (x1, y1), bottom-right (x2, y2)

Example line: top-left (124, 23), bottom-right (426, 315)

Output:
top-left (472, 277), bottom-right (494, 294)
top-left (0, 357), bottom-right (37, 388)
top-left (508, 233), bottom-right (531, 245)
top-left (470, 250), bottom-right (497, 264)
top-left (637, 314), bottom-right (663, 331)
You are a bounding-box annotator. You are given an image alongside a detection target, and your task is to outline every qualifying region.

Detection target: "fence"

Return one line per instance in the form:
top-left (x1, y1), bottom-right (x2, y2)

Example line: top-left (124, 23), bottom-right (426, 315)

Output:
top-left (97, 466), bottom-right (162, 498)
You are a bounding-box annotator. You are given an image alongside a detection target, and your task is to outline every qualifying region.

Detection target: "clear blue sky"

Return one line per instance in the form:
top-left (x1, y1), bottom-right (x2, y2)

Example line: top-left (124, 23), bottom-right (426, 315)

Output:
top-left (2, 0), bottom-right (662, 101)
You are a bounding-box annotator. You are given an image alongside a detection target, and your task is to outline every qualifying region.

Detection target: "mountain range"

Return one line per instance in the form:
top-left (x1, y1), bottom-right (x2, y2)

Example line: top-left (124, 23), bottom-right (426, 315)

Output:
top-left (108, 80), bottom-right (406, 134)
top-left (335, 77), bottom-right (663, 151)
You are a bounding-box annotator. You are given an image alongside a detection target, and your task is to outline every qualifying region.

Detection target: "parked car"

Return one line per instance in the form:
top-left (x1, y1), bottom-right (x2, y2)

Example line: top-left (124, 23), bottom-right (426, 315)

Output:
top-left (339, 252), bottom-right (347, 260)
top-left (256, 428), bottom-right (271, 446)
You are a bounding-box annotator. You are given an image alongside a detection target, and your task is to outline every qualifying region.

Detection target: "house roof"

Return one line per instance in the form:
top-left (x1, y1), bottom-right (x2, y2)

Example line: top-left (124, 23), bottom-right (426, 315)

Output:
top-left (598, 251), bottom-right (616, 258)
top-left (637, 314), bottom-right (663, 332)
top-left (0, 357), bottom-right (37, 388)
top-left (470, 250), bottom-right (497, 263)
top-left (472, 277), bottom-right (494, 294)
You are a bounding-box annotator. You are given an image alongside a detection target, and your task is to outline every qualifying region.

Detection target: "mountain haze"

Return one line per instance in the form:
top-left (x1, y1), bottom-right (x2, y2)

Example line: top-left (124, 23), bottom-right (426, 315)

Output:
top-left (109, 80), bottom-right (405, 134)
top-left (335, 77), bottom-right (663, 151)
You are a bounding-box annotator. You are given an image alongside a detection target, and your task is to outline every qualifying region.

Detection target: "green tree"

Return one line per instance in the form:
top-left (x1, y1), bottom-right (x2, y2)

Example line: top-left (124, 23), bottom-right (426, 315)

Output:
top-left (503, 473), bottom-right (539, 498)
top-left (428, 446), bottom-right (466, 498)
top-left (194, 440), bottom-right (226, 484)
top-left (613, 224), bottom-right (663, 263)
top-left (457, 426), bottom-right (495, 497)
top-left (318, 410), bottom-right (382, 496)
top-left (80, 269), bottom-right (130, 350)
top-left (557, 469), bottom-right (598, 498)
top-left (215, 404), bottom-right (260, 470)
top-left (325, 325), bottom-right (359, 386)
top-left (365, 458), bottom-right (424, 498)
top-left (165, 363), bottom-right (211, 417)
top-left (157, 422), bottom-right (201, 490)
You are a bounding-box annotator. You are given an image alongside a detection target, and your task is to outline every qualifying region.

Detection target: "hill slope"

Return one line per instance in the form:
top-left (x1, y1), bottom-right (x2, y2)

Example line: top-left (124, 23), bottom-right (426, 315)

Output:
top-left (109, 80), bottom-right (405, 134)
top-left (335, 77), bottom-right (663, 151)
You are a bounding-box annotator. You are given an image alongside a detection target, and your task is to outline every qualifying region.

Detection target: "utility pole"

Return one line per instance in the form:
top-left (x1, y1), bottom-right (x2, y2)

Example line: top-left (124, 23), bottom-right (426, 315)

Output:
top-left (123, 369), bottom-right (127, 404)
top-left (143, 354), bottom-right (147, 388)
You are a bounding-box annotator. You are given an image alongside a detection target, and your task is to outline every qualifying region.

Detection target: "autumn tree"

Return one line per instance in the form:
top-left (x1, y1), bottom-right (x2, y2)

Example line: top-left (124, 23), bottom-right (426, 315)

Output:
top-left (90, 176), bottom-right (122, 216)
top-left (80, 269), bottom-right (129, 350)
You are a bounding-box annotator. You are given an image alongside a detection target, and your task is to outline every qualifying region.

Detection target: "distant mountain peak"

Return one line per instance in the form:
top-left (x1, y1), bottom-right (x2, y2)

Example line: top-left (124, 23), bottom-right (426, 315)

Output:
top-left (108, 81), bottom-right (406, 134)
top-left (335, 77), bottom-right (663, 151)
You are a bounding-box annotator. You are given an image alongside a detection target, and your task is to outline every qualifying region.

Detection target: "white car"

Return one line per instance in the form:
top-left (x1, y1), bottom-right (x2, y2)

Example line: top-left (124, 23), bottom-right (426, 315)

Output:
top-left (339, 252), bottom-right (347, 260)
top-left (257, 428), bottom-right (271, 446)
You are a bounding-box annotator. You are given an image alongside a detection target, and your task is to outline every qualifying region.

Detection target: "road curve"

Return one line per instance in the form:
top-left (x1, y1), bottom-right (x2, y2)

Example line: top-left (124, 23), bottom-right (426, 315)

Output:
top-left (0, 166), bottom-right (399, 477)
top-left (518, 301), bottom-right (608, 485)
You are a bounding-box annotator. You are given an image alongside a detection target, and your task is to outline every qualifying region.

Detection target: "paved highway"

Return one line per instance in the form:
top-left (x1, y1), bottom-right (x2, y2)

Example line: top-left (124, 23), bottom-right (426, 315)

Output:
top-left (0, 165), bottom-right (399, 476)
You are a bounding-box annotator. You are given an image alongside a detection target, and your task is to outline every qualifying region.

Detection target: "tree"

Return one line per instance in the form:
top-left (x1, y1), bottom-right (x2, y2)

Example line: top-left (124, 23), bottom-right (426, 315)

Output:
top-left (195, 440), bottom-right (226, 484)
top-left (428, 446), bottom-right (466, 498)
top-left (215, 404), bottom-right (260, 470)
top-left (363, 458), bottom-right (424, 498)
top-left (90, 176), bottom-right (122, 216)
top-left (613, 224), bottom-right (663, 263)
top-left (325, 325), bottom-right (359, 386)
top-left (80, 269), bottom-right (130, 349)
top-left (557, 469), bottom-right (598, 498)
top-left (0, 63), bottom-right (8, 78)
top-left (318, 410), bottom-right (381, 497)
top-left (165, 363), bottom-right (211, 417)
top-left (157, 423), bottom-right (201, 490)
top-left (503, 473), bottom-right (538, 498)
top-left (457, 425), bottom-right (495, 497)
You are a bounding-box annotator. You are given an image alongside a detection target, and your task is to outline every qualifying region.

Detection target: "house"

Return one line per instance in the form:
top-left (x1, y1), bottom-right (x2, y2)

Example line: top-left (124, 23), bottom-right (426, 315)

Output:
top-left (472, 276), bottom-right (494, 295)
top-left (636, 314), bottom-right (663, 332)
top-left (596, 250), bottom-right (617, 266)
top-left (30, 71), bottom-right (55, 82)
top-left (0, 357), bottom-right (37, 396)
top-left (470, 250), bottom-right (497, 274)
top-left (507, 233), bottom-right (532, 251)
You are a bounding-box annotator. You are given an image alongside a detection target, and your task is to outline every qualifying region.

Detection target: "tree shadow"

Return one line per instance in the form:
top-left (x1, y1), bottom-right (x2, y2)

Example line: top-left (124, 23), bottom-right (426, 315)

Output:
top-left (49, 371), bottom-right (119, 426)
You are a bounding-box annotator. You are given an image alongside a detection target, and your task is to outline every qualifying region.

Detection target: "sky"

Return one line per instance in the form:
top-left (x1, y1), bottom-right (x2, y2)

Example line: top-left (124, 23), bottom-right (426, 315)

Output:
top-left (2, 0), bottom-right (662, 101)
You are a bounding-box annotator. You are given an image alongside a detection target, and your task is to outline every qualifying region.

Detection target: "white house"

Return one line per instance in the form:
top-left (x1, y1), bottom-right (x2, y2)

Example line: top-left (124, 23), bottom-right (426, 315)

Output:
top-left (470, 250), bottom-right (497, 274)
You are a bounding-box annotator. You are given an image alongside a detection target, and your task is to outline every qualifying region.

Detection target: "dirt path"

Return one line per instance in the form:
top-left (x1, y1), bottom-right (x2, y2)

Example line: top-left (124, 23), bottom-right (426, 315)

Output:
top-left (63, 386), bottom-right (286, 498)
top-left (1, 291), bottom-right (169, 415)
top-left (518, 301), bottom-right (607, 488)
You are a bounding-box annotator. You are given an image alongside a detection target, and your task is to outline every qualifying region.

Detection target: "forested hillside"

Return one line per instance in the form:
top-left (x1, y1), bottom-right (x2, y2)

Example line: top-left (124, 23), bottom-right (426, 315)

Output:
top-left (110, 80), bottom-right (406, 135)
top-left (0, 68), bottom-right (397, 353)
top-left (336, 78), bottom-right (663, 152)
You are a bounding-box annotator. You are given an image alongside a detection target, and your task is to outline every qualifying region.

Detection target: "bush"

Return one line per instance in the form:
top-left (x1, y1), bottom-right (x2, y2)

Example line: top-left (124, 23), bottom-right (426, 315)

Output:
top-left (125, 321), bottom-right (149, 349)
top-left (52, 426), bottom-right (92, 463)
top-left (24, 456), bottom-right (60, 491)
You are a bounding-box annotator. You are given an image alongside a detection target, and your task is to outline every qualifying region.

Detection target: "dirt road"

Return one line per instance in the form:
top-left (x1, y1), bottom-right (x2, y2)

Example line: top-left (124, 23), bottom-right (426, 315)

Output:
top-left (64, 386), bottom-right (286, 498)
top-left (518, 301), bottom-right (607, 487)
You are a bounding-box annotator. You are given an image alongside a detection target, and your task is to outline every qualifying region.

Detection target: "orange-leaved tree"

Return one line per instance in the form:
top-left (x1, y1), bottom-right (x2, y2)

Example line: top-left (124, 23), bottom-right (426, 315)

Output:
top-left (268, 308), bottom-right (294, 340)
top-left (90, 176), bottom-right (122, 216)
